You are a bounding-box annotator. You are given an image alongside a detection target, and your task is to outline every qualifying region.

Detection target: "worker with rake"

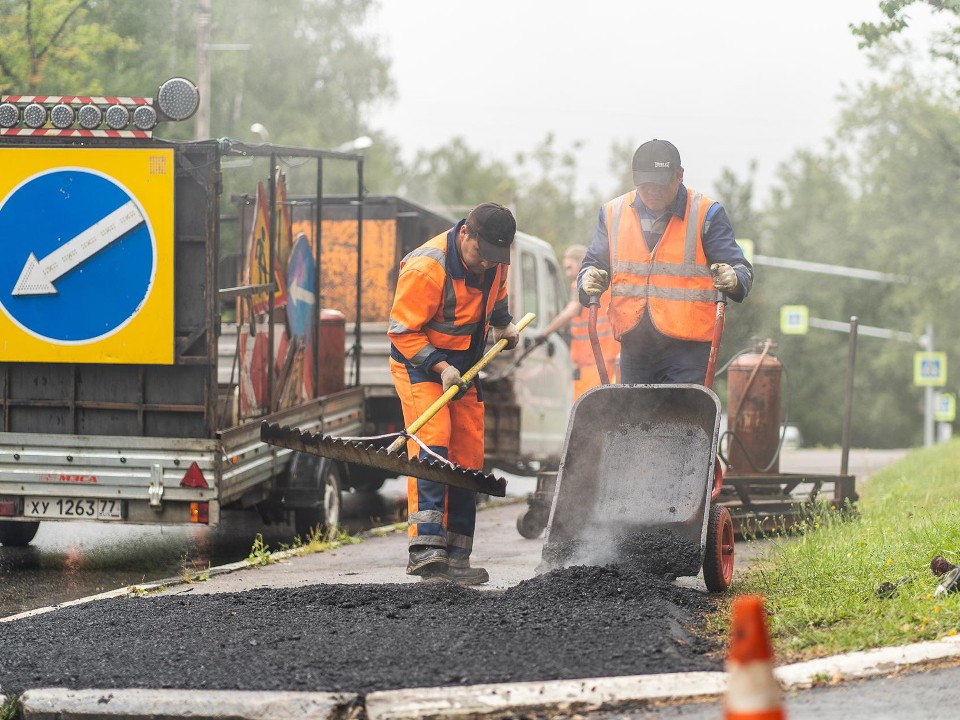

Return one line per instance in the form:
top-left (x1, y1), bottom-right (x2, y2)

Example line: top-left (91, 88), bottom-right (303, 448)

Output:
top-left (388, 202), bottom-right (519, 585)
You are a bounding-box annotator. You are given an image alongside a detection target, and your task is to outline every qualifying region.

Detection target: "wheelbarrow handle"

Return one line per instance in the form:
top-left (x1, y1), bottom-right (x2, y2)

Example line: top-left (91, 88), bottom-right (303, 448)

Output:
top-left (386, 312), bottom-right (537, 454)
top-left (703, 292), bottom-right (728, 390)
top-left (588, 296), bottom-right (610, 386)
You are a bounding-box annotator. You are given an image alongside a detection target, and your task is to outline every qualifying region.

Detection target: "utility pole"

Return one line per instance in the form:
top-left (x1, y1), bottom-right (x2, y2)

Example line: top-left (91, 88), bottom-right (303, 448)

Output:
top-left (195, 0), bottom-right (212, 140)
top-left (922, 324), bottom-right (935, 448)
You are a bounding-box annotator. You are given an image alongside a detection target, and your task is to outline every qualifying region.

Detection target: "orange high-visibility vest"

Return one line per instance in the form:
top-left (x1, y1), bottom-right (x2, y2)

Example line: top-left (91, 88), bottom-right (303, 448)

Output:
top-left (605, 188), bottom-right (717, 342)
top-left (569, 284), bottom-right (618, 368)
top-left (389, 231), bottom-right (508, 367)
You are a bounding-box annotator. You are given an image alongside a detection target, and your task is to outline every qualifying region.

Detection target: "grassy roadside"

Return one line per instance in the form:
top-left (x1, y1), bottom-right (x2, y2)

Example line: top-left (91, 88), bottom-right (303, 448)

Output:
top-left (717, 439), bottom-right (960, 662)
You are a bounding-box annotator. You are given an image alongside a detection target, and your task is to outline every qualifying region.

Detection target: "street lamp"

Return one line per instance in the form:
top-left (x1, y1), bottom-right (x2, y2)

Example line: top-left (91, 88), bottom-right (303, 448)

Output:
top-left (250, 123), bottom-right (269, 141)
top-left (335, 135), bottom-right (372, 152)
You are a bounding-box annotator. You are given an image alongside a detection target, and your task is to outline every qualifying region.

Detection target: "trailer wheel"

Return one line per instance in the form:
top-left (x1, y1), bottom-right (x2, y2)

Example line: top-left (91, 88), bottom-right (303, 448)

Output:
top-left (0, 520), bottom-right (40, 547)
top-left (294, 461), bottom-right (343, 540)
top-left (516, 510), bottom-right (547, 539)
top-left (703, 504), bottom-right (735, 593)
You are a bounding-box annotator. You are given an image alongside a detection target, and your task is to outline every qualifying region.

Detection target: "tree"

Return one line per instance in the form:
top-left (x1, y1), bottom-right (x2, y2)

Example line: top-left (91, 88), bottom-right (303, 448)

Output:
top-left (401, 137), bottom-right (517, 219)
top-left (851, 0), bottom-right (960, 66)
top-left (0, 0), bottom-right (132, 93)
top-left (512, 134), bottom-right (595, 254)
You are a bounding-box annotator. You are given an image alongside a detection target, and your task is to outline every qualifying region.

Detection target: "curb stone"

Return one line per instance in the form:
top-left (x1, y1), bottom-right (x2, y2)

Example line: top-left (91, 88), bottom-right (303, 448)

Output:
top-left (19, 688), bottom-right (359, 720)
top-left (775, 632), bottom-right (960, 688)
top-left (8, 635), bottom-right (960, 719)
top-left (365, 672), bottom-right (727, 720)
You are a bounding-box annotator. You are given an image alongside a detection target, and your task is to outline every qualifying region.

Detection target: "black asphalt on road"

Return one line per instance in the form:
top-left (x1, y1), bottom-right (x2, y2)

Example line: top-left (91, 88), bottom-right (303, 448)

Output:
top-left (0, 448), bottom-right (909, 702)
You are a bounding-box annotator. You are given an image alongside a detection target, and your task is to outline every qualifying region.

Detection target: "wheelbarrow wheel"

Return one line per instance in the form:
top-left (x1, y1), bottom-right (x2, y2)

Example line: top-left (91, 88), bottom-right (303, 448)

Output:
top-left (703, 504), bottom-right (735, 592)
top-left (516, 509), bottom-right (547, 539)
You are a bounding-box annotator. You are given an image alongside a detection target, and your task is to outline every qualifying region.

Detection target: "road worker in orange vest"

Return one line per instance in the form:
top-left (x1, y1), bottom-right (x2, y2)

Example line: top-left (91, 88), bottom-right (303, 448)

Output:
top-left (579, 140), bottom-right (753, 383)
top-left (388, 202), bottom-right (519, 585)
top-left (535, 244), bottom-right (619, 402)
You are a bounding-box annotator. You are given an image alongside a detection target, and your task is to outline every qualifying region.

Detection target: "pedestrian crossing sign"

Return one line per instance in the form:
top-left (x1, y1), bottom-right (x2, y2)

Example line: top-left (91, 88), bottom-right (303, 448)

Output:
top-left (914, 352), bottom-right (947, 387)
top-left (780, 305), bottom-right (808, 335)
top-left (935, 392), bottom-right (956, 423)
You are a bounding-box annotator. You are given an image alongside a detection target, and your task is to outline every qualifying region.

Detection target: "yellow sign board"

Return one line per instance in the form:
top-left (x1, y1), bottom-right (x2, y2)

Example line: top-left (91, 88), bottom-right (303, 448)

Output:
top-left (0, 148), bottom-right (175, 363)
top-left (780, 305), bottom-right (809, 335)
top-left (737, 238), bottom-right (754, 265)
top-left (914, 351), bottom-right (947, 387)
top-left (935, 392), bottom-right (956, 423)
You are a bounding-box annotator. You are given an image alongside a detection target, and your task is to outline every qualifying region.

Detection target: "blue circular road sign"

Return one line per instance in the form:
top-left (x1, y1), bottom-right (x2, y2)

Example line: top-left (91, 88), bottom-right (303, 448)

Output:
top-left (0, 169), bottom-right (155, 344)
top-left (286, 233), bottom-right (316, 342)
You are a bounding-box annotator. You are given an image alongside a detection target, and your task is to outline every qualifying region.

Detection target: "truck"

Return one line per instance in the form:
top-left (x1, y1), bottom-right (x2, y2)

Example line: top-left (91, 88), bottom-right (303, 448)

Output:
top-left (0, 84), bottom-right (575, 547)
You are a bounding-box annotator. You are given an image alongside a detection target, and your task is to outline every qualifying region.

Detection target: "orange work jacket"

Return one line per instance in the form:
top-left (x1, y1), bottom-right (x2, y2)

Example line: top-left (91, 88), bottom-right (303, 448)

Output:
top-left (569, 283), bottom-right (618, 368)
top-left (388, 229), bottom-right (509, 369)
top-left (605, 188), bottom-right (717, 342)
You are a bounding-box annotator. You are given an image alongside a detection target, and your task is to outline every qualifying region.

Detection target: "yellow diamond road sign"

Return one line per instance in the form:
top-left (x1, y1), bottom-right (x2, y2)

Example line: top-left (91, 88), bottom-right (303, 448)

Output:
top-left (780, 305), bottom-right (808, 335)
top-left (914, 352), bottom-right (947, 387)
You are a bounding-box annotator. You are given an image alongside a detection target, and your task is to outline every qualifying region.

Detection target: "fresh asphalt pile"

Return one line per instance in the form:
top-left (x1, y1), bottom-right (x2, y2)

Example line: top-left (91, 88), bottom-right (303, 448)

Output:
top-left (0, 564), bottom-right (720, 696)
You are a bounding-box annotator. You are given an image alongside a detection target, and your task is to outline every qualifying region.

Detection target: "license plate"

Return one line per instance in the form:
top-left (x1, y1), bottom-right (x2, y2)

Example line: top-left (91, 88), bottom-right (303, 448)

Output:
top-left (24, 497), bottom-right (124, 520)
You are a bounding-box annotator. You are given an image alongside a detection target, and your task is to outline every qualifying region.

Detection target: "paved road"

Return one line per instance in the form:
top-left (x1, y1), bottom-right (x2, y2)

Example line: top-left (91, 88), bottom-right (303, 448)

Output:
top-left (11, 446), bottom-right (954, 720)
top-left (0, 490), bottom-right (408, 617)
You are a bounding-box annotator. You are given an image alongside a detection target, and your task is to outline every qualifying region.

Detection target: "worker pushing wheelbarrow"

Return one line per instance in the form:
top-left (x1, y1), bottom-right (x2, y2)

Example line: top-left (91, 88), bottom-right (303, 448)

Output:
top-left (532, 141), bottom-right (752, 591)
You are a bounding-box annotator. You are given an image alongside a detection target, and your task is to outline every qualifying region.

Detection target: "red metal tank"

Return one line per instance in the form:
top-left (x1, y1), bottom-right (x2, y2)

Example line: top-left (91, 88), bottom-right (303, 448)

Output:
top-left (316, 309), bottom-right (346, 396)
top-left (726, 341), bottom-right (783, 476)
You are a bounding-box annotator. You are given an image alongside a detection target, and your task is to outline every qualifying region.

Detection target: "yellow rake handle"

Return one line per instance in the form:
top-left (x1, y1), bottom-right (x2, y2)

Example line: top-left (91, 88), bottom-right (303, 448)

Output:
top-left (386, 312), bottom-right (536, 455)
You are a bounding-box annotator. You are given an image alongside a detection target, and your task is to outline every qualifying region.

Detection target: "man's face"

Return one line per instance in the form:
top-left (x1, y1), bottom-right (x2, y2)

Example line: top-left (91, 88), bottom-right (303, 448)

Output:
top-left (562, 256), bottom-right (579, 280)
top-left (458, 224), bottom-right (495, 274)
top-left (635, 169), bottom-right (683, 214)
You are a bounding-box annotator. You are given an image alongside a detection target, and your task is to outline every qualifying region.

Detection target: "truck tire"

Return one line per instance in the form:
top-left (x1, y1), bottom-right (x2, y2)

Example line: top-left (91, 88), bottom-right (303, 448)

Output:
top-left (0, 520), bottom-right (40, 547)
top-left (348, 465), bottom-right (387, 494)
top-left (294, 461), bottom-right (343, 540)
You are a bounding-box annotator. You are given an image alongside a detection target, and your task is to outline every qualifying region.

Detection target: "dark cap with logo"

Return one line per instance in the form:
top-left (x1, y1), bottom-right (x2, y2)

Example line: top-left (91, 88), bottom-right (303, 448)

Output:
top-left (632, 139), bottom-right (681, 186)
top-left (467, 202), bottom-right (516, 265)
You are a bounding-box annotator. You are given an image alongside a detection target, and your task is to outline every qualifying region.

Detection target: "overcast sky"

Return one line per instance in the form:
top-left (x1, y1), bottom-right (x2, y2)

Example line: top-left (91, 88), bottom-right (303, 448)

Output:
top-left (366, 1), bottom-right (943, 206)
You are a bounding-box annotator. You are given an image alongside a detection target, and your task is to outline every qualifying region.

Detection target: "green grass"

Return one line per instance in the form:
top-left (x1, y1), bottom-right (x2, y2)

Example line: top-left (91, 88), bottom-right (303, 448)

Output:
top-left (726, 439), bottom-right (960, 661)
top-left (0, 694), bottom-right (19, 720)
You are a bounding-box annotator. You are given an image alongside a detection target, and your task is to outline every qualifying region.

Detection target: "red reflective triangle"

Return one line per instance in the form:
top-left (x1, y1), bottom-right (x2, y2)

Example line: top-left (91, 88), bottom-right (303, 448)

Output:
top-left (180, 461), bottom-right (208, 488)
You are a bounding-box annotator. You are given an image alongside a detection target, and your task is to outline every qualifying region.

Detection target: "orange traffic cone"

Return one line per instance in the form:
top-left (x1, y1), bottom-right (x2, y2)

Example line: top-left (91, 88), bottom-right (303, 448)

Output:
top-left (724, 594), bottom-right (785, 719)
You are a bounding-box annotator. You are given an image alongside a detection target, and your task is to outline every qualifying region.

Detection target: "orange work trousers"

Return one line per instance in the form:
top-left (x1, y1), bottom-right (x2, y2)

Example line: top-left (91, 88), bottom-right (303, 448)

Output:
top-left (391, 359), bottom-right (484, 559)
top-left (573, 359), bottom-right (618, 403)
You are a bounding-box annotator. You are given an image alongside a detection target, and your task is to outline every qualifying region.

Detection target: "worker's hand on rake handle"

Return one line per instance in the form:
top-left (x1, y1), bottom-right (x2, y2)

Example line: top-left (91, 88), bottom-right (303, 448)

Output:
top-left (493, 322), bottom-right (519, 350)
top-left (582, 267), bottom-right (609, 296)
top-left (710, 263), bottom-right (739, 292)
top-left (440, 365), bottom-right (470, 399)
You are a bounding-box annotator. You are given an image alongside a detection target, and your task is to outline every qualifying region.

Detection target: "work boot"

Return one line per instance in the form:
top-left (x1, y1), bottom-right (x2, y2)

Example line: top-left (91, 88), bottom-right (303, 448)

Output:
top-left (446, 556), bottom-right (489, 586)
top-left (406, 546), bottom-right (448, 580)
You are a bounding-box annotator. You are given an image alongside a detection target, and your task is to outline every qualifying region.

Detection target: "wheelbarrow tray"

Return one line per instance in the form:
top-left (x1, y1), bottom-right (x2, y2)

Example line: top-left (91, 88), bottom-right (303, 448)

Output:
top-left (540, 383), bottom-right (722, 577)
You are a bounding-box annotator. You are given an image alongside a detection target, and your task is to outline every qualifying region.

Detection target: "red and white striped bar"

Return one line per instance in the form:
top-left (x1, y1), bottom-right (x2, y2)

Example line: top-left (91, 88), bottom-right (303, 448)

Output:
top-left (1, 95), bottom-right (153, 106)
top-left (0, 128), bottom-right (153, 138)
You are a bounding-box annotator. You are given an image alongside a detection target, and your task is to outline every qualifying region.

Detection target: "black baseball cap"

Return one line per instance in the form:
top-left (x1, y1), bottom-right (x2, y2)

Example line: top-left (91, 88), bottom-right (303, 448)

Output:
top-left (467, 202), bottom-right (516, 265)
top-left (632, 139), bottom-right (681, 185)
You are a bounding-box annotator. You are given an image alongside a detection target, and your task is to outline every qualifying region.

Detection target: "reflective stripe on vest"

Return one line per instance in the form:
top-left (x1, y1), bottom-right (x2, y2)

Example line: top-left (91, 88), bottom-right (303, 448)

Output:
top-left (605, 189), bottom-right (717, 341)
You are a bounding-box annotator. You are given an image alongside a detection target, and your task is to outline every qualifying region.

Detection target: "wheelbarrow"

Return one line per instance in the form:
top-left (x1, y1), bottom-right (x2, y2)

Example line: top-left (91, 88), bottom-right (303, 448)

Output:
top-left (536, 296), bottom-right (735, 592)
